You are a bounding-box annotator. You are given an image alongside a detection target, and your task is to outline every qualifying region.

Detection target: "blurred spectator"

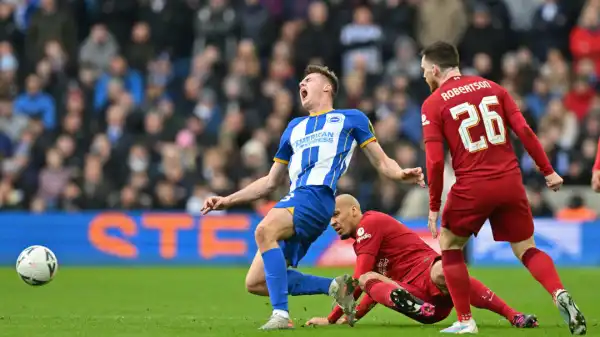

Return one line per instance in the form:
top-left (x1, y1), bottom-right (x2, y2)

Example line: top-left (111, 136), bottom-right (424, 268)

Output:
top-left (0, 96), bottom-right (28, 143)
top-left (36, 147), bottom-right (71, 207)
top-left (79, 24), bottom-right (119, 72)
top-left (340, 6), bottom-right (382, 75)
top-left (25, 0), bottom-right (75, 68)
top-left (530, 0), bottom-right (570, 61)
top-left (193, 0), bottom-right (237, 58)
top-left (417, 0), bottom-right (467, 47)
top-left (529, 184), bottom-right (555, 217)
top-left (14, 74), bottom-right (56, 130)
top-left (556, 194), bottom-right (597, 220)
top-left (459, 4), bottom-right (507, 75)
top-left (127, 22), bottom-right (154, 73)
top-left (295, 1), bottom-right (336, 75)
top-left (94, 56), bottom-right (143, 112)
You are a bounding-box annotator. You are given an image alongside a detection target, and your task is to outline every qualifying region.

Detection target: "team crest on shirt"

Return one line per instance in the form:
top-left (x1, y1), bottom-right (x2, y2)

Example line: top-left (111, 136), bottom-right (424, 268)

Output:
top-left (421, 114), bottom-right (430, 126)
top-left (327, 116), bottom-right (342, 124)
top-left (356, 227), bottom-right (372, 243)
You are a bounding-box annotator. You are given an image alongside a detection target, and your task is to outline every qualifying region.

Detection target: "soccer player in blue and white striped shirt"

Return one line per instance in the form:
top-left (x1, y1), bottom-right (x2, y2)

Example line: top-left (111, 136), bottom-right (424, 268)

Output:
top-left (202, 65), bottom-right (424, 330)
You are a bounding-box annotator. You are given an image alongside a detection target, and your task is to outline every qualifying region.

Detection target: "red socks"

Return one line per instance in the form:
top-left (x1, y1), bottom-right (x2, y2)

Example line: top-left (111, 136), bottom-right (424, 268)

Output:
top-left (522, 247), bottom-right (564, 298)
top-left (363, 279), bottom-right (396, 307)
top-left (442, 249), bottom-right (472, 321)
top-left (469, 277), bottom-right (518, 321)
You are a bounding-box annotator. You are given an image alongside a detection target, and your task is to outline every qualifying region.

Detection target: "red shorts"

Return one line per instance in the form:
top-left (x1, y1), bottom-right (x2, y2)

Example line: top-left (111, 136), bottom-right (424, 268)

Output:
top-left (442, 173), bottom-right (534, 242)
top-left (394, 258), bottom-right (453, 324)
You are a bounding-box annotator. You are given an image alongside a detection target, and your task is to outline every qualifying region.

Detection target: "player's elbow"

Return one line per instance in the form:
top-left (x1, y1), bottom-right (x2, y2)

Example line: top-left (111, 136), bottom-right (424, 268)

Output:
top-left (427, 157), bottom-right (445, 172)
top-left (264, 175), bottom-right (279, 193)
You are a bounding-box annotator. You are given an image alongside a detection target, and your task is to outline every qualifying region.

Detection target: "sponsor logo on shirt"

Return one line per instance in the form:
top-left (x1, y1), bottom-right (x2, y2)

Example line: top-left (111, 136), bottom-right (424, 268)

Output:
top-left (328, 116), bottom-right (341, 124)
top-left (356, 227), bottom-right (372, 243)
top-left (421, 114), bottom-right (430, 126)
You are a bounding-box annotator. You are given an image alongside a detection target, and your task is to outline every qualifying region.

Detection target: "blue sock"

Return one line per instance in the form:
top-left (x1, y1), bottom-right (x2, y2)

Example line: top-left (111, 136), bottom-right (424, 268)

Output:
top-left (287, 269), bottom-right (333, 296)
top-left (262, 248), bottom-right (289, 312)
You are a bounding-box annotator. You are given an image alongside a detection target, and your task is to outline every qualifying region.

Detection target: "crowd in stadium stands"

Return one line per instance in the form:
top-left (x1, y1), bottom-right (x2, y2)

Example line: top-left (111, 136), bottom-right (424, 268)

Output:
top-left (0, 0), bottom-right (596, 217)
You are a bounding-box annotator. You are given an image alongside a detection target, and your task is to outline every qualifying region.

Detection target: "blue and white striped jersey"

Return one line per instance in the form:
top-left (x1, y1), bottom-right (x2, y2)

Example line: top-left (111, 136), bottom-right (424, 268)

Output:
top-left (274, 109), bottom-right (376, 193)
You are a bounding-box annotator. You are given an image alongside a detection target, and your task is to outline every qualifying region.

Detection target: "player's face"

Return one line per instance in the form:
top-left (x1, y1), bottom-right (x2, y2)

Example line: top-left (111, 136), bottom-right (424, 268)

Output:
top-left (421, 56), bottom-right (439, 92)
top-left (299, 73), bottom-right (329, 110)
top-left (330, 207), bottom-right (357, 240)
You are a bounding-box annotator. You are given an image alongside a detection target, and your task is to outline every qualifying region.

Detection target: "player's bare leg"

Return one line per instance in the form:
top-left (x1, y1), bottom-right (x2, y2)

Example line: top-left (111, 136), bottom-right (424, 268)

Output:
top-left (245, 252), bottom-right (268, 296)
top-left (358, 272), bottom-right (435, 320)
top-left (512, 236), bottom-right (586, 335)
top-left (430, 261), bottom-right (538, 328)
top-left (246, 250), bottom-right (350, 304)
top-left (255, 208), bottom-right (295, 330)
top-left (439, 228), bottom-right (478, 334)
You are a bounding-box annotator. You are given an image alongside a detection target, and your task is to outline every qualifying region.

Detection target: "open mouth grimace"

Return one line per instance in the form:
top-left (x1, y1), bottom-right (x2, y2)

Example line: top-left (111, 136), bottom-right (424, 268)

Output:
top-left (300, 89), bottom-right (308, 99)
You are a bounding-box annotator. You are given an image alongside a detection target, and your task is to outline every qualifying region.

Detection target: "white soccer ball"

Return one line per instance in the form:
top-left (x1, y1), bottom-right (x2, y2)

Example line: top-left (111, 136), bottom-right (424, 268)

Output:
top-left (16, 246), bottom-right (58, 286)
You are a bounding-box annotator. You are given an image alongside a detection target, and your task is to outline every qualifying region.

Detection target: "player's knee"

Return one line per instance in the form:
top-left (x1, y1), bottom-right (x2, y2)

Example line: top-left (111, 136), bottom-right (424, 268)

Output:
top-left (245, 279), bottom-right (268, 296)
top-left (358, 272), bottom-right (378, 290)
top-left (510, 236), bottom-right (536, 261)
top-left (254, 224), bottom-right (273, 245)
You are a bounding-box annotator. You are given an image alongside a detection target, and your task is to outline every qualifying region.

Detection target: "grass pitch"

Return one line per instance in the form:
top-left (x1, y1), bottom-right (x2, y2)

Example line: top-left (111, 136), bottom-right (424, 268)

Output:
top-left (0, 267), bottom-right (598, 336)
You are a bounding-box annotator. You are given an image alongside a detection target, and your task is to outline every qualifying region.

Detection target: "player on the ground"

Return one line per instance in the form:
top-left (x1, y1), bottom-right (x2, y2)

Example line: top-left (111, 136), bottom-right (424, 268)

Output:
top-left (304, 194), bottom-right (538, 329)
top-left (592, 137), bottom-right (600, 192)
top-left (420, 42), bottom-right (586, 334)
top-left (201, 65), bottom-right (425, 330)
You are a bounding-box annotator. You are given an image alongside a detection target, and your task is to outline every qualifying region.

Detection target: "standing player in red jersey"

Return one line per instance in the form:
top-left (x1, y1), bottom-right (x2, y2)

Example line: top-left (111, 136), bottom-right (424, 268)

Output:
top-left (304, 194), bottom-right (538, 329)
top-left (592, 137), bottom-right (600, 192)
top-left (420, 42), bottom-right (586, 335)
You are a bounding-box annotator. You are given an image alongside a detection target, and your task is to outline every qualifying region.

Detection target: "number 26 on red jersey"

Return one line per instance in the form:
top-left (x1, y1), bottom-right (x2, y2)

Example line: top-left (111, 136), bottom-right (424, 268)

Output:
top-left (450, 95), bottom-right (506, 153)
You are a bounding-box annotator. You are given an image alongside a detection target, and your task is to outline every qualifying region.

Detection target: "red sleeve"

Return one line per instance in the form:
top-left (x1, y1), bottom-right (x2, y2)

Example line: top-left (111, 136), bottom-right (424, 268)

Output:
top-left (355, 294), bottom-right (377, 320)
top-left (422, 98), bottom-right (445, 212)
top-left (594, 137), bottom-right (600, 171)
top-left (422, 98), bottom-right (444, 143)
top-left (501, 89), bottom-right (554, 176)
top-left (425, 141), bottom-right (445, 212)
top-left (327, 254), bottom-right (376, 323)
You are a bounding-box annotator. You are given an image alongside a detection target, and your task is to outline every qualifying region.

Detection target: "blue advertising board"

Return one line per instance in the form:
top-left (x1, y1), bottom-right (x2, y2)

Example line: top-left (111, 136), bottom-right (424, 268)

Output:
top-left (0, 212), bottom-right (598, 267)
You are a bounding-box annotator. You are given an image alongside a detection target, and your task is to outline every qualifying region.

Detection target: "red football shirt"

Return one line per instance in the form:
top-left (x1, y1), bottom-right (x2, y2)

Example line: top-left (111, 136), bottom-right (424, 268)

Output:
top-left (327, 211), bottom-right (438, 323)
top-left (422, 75), bottom-right (553, 211)
top-left (353, 211), bottom-right (437, 282)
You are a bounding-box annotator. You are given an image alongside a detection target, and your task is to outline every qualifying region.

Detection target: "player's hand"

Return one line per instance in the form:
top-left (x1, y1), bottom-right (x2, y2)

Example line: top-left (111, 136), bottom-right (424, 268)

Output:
top-left (201, 196), bottom-right (230, 214)
top-left (544, 172), bottom-right (563, 192)
top-left (398, 167), bottom-right (426, 187)
top-left (304, 317), bottom-right (331, 326)
top-left (592, 170), bottom-right (600, 192)
top-left (428, 210), bottom-right (439, 239)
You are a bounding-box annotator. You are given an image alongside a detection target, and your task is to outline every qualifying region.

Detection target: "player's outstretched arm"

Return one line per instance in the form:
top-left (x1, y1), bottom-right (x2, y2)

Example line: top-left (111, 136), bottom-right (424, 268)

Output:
top-left (500, 89), bottom-right (562, 191)
top-left (201, 162), bottom-right (287, 214)
top-left (362, 142), bottom-right (425, 186)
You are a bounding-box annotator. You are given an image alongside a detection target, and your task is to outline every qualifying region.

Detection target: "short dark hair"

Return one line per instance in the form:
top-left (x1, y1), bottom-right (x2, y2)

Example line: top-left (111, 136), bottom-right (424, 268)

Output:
top-left (304, 64), bottom-right (339, 98)
top-left (421, 42), bottom-right (460, 69)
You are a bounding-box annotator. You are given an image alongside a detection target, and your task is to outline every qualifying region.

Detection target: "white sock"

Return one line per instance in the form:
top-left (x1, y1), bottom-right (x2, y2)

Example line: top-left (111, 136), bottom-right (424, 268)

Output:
top-left (273, 309), bottom-right (289, 319)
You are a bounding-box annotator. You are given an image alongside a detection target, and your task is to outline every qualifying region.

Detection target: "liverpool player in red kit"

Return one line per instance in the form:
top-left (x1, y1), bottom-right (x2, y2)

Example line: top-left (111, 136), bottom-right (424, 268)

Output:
top-left (592, 137), bottom-right (600, 192)
top-left (420, 42), bottom-right (586, 334)
top-left (305, 194), bottom-right (537, 329)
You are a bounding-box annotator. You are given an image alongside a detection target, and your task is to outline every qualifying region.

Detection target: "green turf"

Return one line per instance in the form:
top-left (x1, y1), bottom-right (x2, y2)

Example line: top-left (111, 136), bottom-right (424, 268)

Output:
top-left (0, 267), bottom-right (597, 336)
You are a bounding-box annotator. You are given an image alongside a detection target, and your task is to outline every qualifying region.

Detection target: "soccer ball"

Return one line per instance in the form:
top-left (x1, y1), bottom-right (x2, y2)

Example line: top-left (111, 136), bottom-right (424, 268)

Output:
top-left (16, 246), bottom-right (58, 286)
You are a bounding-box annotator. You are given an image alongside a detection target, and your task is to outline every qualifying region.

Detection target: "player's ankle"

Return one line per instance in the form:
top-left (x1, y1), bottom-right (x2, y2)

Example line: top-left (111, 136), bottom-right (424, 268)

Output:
top-left (273, 309), bottom-right (290, 319)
